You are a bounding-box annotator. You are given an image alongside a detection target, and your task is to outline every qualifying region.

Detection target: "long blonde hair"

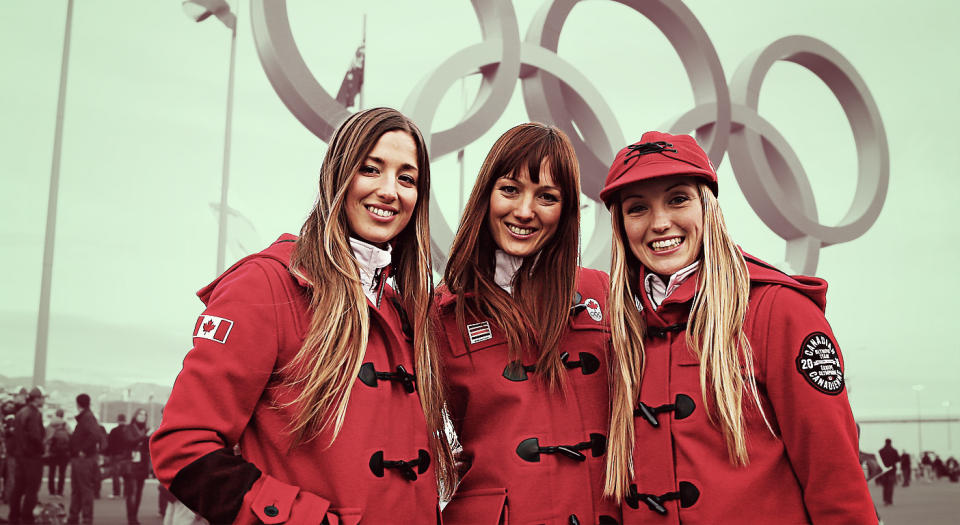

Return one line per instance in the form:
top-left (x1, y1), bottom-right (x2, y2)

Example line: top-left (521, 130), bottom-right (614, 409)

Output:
top-left (282, 107), bottom-right (455, 496)
top-left (443, 123), bottom-right (581, 389)
top-left (604, 182), bottom-right (771, 499)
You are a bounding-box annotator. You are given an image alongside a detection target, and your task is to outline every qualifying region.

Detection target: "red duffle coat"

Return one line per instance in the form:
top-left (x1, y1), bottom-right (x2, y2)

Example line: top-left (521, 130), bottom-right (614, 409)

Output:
top-left (620, 255), bottom-right (876, 524)
top-left (150, 234), bottom-right (440, 525)
top-left (438, 268), bottom-right (621, 525)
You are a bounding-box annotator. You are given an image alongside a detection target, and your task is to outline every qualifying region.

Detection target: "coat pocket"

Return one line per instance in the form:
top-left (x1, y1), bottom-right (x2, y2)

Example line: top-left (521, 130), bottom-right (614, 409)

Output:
top-left (442, 487), bottom-right (508, 525)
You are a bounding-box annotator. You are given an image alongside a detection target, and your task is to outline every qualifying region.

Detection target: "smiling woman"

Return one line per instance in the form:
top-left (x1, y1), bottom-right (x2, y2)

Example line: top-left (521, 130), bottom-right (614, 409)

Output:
top-left (345, 130), bottom-right (420, 246)
top-left (600, 132), bottom-right (877, 523)
top-left (149, 107), bottom-right (455, 524)
top-left (437, 123), bottom-right (621, 524)
top-left (486, 161), bottom-right (563, 258)
top-left (619, 176), bottom-right (704, 279)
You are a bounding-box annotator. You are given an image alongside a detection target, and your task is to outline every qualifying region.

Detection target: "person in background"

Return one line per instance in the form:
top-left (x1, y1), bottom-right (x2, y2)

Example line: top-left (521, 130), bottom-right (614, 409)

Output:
top-left (67, 393), bottom-right (100, 525)
top-left (93, 424), bottom-right (107, 500)
top-left (945, 456), bottom-right (959, 482)
top-left (900, 451), bottom-right (912, 487)
top-left (45, 409), bottom-right (71, 497)
top-left (878, 438), bottom-right (900, 505)
top-left (920, 450), bottom-right (933, 480)
top-left (6, 387), bottom-right (45, 525)
top-left (121, 408), bottom-right (150, 525)
top-left (11, 390), bottom-right (27, 414)
top-left (1, 401), bottom-right (16, 505)
top-left (932, 455), bottom-right (946, 478)
top-left (106, 413), bottom-right (128, 499)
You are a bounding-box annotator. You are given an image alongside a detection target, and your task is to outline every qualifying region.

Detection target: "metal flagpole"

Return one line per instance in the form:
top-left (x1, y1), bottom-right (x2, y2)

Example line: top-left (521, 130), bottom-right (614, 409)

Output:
top-left (358, 14), bottom-right (366, 110)
top-left (216, 12), bottom-right (238, 275)
top-left (34, 0), bottom-right (75, 388)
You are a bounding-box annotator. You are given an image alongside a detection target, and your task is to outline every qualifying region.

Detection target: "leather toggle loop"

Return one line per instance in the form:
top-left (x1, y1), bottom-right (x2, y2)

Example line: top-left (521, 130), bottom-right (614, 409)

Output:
top-left (368, 449), bottom-right (431, 481)
top-left (505, 351), bottom-right (601, 382)
top-left (516, 433), bottom-right (607, 463)
top-left (502, 361), bottom-right (537, 382)
top-left (358, 363), bottom-right (416, 393)
top-left (625, 481), bottom-right (700, 514)
top-left (646, 323), bottom-right (687, 338)
top-left (634, 394), bottom-right (697, 427)
top-left (560, 351), bottom-right (600, 375)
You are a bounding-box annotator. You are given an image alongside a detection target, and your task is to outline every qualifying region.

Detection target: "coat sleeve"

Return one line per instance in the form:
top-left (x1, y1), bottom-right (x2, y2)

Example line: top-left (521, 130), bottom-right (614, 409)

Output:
top-left (755, 286), bottom-right (877, 524)
top-left (149, 261), bottom-right (331, 525)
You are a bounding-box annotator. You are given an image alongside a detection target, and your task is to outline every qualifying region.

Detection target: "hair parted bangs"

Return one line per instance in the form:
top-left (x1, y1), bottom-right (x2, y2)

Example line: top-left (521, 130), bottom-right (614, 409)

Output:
top-left (604, 179), bottom-right (774, 500)
top-left (281, 107), bottom-right (455, 497)
top-left (444, 122), bottom-right (581, 390)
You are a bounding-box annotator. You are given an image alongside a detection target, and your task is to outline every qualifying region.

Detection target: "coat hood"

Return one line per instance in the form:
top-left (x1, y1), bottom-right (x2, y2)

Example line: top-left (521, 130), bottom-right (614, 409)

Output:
top-left (743, 252), bottom-right (827, 311)
top-left (197, 234), bottom-right (303, 305)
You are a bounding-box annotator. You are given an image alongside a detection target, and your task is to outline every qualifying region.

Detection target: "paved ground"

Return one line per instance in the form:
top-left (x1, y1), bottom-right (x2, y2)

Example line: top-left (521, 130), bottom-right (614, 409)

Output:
top-left (870, 477), bottom-right (960, 525)
top-left (2, 478), bottom-right (164, 525)
top-left (3, 476), bottom-right (957, 524)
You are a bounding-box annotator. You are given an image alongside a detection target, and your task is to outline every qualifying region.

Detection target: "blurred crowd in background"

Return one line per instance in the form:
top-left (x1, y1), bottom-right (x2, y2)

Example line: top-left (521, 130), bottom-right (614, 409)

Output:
top-left (0, 386), bottom-right (204, 525)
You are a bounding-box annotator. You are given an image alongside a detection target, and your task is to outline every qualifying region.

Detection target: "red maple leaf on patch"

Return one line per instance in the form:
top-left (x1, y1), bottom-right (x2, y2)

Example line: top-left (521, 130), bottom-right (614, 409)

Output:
top-left (202, 319), bottom-right (215, 333)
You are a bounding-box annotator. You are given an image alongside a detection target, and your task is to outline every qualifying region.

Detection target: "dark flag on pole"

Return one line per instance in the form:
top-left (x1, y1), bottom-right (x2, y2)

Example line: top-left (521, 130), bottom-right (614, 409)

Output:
top-left (336, 44), bottom-right (365, 108)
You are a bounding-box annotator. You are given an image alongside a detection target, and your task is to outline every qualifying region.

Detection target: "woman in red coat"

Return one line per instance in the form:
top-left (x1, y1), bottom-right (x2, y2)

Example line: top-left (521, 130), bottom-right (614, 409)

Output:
top-left (599, 132), bottom-right (877, 524)
top-left (150, 107), bottom-right (455, 525)
top-left (438, 123), bottom-right (620, 524)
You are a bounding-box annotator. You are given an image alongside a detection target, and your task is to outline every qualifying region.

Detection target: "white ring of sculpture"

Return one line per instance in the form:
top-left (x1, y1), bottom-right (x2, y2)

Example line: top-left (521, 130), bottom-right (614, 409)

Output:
top-left (249, 0), bottom-right (888, 275)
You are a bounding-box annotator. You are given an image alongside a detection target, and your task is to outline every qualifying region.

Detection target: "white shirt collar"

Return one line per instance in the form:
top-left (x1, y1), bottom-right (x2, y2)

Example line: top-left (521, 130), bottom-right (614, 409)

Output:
top-left (350, 237), bottom-right (392, 303)
top-left (643, 260), bottom-right (700, 311)
top-left (494, 250), bottom-right (524, 293)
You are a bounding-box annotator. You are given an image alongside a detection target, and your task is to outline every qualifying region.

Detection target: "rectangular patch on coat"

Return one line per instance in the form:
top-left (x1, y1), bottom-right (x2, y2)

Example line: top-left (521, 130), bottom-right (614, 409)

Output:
top-left (467, 321), bottom-right (493, 344)
top-left (194, 315), bottom-right (234, 343)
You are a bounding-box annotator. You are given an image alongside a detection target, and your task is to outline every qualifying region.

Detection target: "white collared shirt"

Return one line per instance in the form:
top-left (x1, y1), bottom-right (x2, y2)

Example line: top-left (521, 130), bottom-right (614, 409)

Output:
top-left (643, 260), bottom-right (700, 311)
top-left (494, 250), bottom-right (524, 293)
top-left (349, 237), bottom-right (392, 303)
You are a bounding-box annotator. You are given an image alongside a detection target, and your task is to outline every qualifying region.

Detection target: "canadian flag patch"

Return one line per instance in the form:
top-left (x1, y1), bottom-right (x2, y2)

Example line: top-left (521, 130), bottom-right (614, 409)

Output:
top-left (194, 315), bottom-right (234, 343)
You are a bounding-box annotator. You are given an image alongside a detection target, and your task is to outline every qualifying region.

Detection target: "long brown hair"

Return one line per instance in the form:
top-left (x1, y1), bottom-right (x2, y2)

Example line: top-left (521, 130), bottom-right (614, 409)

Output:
top-left (604, 182), bottom-right (771, 499)
top-left (282, 107), bottom-right (455, 496)
top-left (442, 123), bottom-right (580, 389)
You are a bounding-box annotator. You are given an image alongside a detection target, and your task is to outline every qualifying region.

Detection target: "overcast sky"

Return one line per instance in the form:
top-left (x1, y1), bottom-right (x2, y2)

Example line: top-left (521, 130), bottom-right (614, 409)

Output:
top-left (2, 0), bottom-right (958, 453)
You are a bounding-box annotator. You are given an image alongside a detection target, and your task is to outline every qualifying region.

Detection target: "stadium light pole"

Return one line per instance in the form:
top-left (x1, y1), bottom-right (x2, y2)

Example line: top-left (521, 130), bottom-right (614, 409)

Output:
top-left (912, 384), bottom-right (925, 456)
top-left (182, 0), bottom-right (237, 275)
top-left (34, 0), bottom-right (75, 390)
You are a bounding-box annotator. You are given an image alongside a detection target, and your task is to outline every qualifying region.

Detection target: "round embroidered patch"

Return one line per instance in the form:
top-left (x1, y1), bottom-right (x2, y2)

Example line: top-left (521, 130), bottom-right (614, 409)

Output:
top-left (796, 331), bottom-right (844, 395)
top-left (584, 298), bottom-right (603, 322)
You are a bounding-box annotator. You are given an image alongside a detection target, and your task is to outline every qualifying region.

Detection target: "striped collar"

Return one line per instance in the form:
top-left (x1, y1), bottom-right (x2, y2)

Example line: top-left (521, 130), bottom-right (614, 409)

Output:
top-left (643, 260), bottom-right (700, 311)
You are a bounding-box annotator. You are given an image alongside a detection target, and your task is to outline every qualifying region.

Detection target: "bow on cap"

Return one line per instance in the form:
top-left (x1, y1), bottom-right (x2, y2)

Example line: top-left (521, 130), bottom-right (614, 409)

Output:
top-left (599, 131), bottom-right (718, 206)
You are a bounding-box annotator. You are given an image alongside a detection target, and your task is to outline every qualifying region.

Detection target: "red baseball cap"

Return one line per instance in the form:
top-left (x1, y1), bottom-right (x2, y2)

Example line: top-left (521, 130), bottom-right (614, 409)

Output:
top-left (599, 131), bottom-right (717, 206)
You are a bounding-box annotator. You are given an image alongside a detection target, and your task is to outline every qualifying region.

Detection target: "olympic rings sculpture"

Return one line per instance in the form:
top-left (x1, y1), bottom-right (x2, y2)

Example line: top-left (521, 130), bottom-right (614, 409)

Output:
top-left (250, 0), bottom-right (888, 274)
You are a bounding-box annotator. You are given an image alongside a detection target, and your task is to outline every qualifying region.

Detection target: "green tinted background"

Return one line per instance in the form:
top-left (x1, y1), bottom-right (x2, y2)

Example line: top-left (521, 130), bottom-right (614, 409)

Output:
top-left (1, 1), bottom-right (957, 454)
